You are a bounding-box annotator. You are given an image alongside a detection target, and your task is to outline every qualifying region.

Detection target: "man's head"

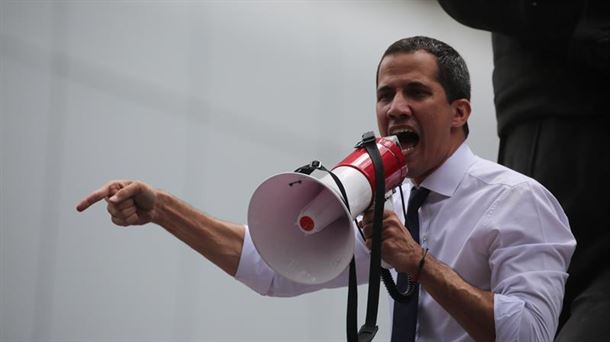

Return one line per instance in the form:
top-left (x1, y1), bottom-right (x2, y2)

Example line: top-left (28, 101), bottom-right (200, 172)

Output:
top-left (375, 36), bottom-right (471, 184)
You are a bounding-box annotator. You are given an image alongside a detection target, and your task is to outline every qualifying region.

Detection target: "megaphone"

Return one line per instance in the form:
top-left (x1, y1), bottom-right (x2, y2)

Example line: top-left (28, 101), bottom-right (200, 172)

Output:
top-left (247, 135), bottom-right (407, 285)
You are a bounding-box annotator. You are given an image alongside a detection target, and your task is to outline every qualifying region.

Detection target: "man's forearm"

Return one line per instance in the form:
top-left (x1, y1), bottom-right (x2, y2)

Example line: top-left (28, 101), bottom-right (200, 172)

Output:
top-left (152, 190), bottom-right (245, 276)
top-left (419, 254), bottom-right (495, 342)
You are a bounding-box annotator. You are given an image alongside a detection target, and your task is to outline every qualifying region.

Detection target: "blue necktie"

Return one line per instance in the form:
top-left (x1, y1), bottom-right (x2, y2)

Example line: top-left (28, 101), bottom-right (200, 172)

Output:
top-left (391, 186), bottom-right (430, 342)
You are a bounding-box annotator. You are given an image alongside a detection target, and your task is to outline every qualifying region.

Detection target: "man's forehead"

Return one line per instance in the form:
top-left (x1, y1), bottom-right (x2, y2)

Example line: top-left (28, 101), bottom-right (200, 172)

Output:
top-left (377, 51), bottom-right (439, 86)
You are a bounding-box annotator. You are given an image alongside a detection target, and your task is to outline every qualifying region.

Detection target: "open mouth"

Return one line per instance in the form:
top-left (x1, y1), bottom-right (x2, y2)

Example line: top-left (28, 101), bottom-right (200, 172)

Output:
top-left (393, 129), bottom-right (420, 152)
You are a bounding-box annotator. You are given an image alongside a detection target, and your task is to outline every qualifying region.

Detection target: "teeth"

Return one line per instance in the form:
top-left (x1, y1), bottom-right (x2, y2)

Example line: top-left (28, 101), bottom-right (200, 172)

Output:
top-left (390, 128), bottom-right (415, 135)
top-left (389, 128), bottom-right (419, 152)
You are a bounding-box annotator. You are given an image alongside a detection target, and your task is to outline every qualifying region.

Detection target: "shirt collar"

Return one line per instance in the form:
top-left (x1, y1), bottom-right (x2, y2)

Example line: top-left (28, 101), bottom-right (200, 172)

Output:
top-left (408, 142), bottom-right (476, 198)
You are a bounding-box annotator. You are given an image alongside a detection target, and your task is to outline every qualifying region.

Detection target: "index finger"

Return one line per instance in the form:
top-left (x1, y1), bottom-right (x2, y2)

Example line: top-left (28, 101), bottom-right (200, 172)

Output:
top-left (76, 183), bottom-right (114, 212)
top-left (360, 207), bottom-right (390, 225)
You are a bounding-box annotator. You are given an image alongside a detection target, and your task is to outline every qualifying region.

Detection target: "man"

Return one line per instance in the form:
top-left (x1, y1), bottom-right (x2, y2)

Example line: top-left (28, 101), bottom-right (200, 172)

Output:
top-left (77, 36), bottom-right (575, 341)
top-left (437, 1), bottom-right (610, 339)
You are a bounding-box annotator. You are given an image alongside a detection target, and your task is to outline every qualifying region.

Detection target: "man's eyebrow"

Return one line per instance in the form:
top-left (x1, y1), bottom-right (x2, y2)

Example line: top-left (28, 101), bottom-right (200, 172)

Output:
top-left (376, 85), bottom-right (393, 93)
top-left (405, 80), bottom-right (430, 89)
top-left (377, 80), bottom-right (431, 92)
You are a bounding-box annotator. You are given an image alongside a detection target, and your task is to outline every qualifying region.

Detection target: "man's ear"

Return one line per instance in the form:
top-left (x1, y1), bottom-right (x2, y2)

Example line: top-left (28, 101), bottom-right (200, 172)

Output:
top-left (451, 98), bottom-right (471, 129)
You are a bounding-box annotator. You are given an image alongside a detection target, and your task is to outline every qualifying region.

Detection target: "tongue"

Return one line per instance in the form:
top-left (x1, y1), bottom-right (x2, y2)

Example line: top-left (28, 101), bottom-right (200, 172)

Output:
top-left (397, 132), bottom-right (419, 149)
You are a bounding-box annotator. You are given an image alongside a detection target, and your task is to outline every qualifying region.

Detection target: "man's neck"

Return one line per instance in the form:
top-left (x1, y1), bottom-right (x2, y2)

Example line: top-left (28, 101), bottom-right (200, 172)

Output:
top-left (410, 138), bottom-right (466, 186)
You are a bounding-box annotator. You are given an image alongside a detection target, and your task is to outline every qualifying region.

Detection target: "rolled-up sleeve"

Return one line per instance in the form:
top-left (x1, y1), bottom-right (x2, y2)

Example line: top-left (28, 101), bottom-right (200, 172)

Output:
top-left (489, 182), bottom-right (576, 341)
top-left (234, 225), bottom-right (276, 295)
top-left (234, 224), bottom-right (372, 297)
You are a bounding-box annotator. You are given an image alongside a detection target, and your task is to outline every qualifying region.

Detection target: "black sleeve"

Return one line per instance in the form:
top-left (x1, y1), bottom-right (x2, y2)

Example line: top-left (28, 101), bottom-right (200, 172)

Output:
top-left (438, 0), bottom-right (609, 73)
top-left (437, 0), bottom-right (584, 41)
top-left (569, 1), bottom-right (610, 73)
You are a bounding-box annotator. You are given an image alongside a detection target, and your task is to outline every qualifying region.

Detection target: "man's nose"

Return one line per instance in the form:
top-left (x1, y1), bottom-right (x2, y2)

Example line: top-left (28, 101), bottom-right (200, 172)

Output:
top-left (387, 92), bottom-right (412, 119)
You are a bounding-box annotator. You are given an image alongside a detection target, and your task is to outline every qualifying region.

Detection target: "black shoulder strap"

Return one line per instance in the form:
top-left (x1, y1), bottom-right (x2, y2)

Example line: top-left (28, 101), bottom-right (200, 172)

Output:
top-left (350, 132), bottom-right (418, 342)
top-left (355, 131), bottom-right (384, 342)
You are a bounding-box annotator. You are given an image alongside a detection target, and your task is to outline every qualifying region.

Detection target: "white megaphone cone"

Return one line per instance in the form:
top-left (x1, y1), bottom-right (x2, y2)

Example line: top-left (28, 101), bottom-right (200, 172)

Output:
top-left (247, 135), bottom-right (407, 284)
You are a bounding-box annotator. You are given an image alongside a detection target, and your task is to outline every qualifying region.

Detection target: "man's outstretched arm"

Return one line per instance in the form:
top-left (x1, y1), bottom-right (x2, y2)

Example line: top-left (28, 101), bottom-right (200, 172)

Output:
top-left (76, 180), bottom-right (245, 276)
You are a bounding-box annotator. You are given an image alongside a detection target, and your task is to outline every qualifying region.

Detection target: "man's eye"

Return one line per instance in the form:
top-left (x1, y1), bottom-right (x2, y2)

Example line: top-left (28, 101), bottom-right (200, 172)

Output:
top-left (377, 92), bottom-right (392, 102)
top-left (407, 88), bottom-right (429, 98)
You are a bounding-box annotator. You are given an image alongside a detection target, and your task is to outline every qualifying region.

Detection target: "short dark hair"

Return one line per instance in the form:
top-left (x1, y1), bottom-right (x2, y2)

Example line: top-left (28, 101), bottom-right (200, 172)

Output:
top-left (377, 36), bottom-right (471, 136)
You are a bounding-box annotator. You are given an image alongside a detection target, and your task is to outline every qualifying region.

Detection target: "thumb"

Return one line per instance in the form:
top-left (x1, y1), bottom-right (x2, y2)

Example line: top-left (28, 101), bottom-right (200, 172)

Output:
top-left (110, 182), bottom-right (155, 211)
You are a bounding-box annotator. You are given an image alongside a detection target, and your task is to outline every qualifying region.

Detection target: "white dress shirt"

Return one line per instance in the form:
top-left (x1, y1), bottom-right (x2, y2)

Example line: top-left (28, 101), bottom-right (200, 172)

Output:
top-left (235, 143), bottom-right (576, 341)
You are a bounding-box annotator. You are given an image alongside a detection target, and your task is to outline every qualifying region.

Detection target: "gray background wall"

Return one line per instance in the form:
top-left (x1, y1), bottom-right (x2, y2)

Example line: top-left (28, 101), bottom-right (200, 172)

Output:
top-left (1, 1), bottom-right (496, 341)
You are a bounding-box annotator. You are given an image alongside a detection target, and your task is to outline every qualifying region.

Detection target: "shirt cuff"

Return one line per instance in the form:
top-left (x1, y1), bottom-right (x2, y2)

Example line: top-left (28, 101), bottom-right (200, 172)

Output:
top-left (494, 293), bottom-right (525, 341)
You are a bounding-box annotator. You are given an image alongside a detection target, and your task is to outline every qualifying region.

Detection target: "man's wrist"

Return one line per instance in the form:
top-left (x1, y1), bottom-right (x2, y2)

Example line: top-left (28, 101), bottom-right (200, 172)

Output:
top-left (412, 247), bottom-right (429, 283)
top-left (151, 190), bottom-right (172, 226)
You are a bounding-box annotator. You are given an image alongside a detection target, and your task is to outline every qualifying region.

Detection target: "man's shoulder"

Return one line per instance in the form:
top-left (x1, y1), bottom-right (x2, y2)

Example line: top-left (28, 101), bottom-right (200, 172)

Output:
top-left (466, 156), bottom-right (542, 190)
